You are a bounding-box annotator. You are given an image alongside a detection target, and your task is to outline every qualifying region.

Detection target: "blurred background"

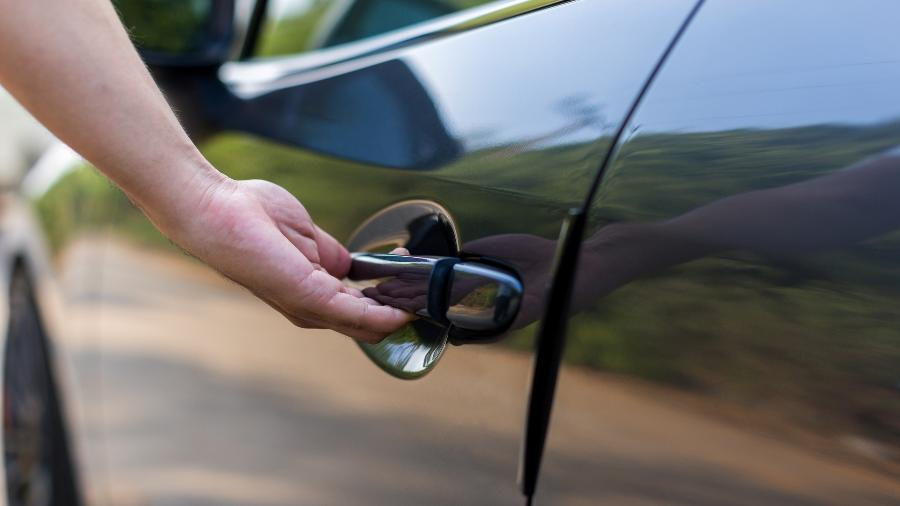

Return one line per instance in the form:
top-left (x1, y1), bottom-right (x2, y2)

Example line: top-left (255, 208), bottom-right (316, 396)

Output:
top-left (4, 1), bottom-right (900, 506)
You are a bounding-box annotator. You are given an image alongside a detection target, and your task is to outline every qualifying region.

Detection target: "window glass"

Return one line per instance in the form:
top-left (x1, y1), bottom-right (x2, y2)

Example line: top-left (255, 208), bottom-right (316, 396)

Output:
top-left (254, 0), bottom-right (495, 57)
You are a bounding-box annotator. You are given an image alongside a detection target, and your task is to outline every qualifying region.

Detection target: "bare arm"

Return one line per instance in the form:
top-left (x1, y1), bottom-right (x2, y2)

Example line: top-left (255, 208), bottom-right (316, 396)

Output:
top-left (0, 0), bottom-right (409, 341)
top-left (457, 151), bottom-right (900, 329)
top-left (572, 150), bottom-right (900, 306)
top-left (663, 152), bottom-right (900, 256)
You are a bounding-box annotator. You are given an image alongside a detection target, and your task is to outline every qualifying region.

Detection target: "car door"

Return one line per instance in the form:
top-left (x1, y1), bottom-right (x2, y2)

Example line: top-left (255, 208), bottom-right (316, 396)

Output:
top-left (538, 1), bottom-right (900, 504)
top-left (88, 1), bottom-right (699, 504)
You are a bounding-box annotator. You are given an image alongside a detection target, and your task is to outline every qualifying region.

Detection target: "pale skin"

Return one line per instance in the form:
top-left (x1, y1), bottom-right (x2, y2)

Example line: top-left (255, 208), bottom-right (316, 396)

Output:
top-left (0, 0), bottom-right (412, 342)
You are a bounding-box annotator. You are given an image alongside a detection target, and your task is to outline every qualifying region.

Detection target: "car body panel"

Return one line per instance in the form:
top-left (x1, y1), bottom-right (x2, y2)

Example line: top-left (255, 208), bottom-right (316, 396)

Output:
top-left (38, 0), bottom-right (698, 504)
top-left (541, 1), bottom-right (900, 504)
top-left (18, 1), bottom-right (900, 505)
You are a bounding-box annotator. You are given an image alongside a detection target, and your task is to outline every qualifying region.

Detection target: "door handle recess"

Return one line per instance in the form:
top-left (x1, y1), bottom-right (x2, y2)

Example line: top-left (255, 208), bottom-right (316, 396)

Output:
top-left (348, 253), bottom-right (523, 342)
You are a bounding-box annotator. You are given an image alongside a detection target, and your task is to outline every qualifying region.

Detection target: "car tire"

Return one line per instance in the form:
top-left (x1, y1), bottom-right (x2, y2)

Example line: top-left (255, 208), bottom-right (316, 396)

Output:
top-left (3, 267), bottom-right (80, 506)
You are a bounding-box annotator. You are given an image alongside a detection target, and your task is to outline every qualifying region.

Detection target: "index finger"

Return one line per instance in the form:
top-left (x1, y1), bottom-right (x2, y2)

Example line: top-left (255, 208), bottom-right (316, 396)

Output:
top-left (306, 270), bottom-right (414, 334)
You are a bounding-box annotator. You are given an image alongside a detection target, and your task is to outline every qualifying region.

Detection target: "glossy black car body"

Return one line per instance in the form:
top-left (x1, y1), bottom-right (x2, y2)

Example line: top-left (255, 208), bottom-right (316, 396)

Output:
top-left (12, 0), bottom-right (900, 504)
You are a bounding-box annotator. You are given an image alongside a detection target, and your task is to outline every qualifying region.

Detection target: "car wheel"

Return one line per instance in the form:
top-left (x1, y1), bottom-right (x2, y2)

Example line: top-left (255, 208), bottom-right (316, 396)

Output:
top-left (3, 268), bottom-right (79, 506)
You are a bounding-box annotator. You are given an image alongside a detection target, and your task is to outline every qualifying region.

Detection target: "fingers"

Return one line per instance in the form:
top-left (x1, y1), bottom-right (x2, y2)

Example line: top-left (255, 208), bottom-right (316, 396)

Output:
top-left (279, 224), bottom-right (321, 265)
top-left (271, 281), bottom-right (408, 343)
top-left (315, 226), bottom-right (351, 278)
top-left (274, 227), bottom-right (404, 338)
top-left (362, 288), bottom-right (427, 313)
top-left (192, 179), bottom-right (414, 343)
top-left (368, 278), bottom-right (427, 299)
top-left (253, 180), bottom-right (348, 275)
top-left (325, 289), bottom-right (414, 334)
top-left (285, 269), bottom-right (413, 339)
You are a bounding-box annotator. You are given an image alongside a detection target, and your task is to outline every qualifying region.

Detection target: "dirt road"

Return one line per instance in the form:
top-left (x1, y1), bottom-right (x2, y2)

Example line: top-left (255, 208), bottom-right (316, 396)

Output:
top-left (55, 241), bottom-right (900, 505)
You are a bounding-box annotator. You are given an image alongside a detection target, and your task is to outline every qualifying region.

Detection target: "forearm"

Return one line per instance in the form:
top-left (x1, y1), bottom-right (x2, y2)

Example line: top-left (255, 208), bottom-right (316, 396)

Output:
top-left (0, 0), bottom-right (412, 340)
top-left (578, 221), bottom-right (713, 299)
top-left (663, 153), bottom-right (900, 257)
top-left (0, 0), bottom-right (222, 229)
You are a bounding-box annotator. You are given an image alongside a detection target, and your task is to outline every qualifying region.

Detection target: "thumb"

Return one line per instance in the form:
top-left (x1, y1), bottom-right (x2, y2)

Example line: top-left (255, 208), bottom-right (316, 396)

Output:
top-left (315, 226), bottom-right (351, 278)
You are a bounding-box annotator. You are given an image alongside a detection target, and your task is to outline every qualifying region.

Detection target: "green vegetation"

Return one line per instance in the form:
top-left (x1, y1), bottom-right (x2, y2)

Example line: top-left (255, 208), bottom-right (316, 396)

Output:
top-left (565, 121), bottom-right (900, 443)
top-left (114, 0), bottom-right (212, 53)
top-left (255, 0), bottom-right (496, 57)
top-left (255, 0), bottom-right (332, 57)
top-left (199, 132), bottom-right (572, 240)
top-left (37, 119), bottom-right (900, 445)
top-left (595, 123), bottom-right (900, 221)
top-left (33, 165), bottom-right (120, 253)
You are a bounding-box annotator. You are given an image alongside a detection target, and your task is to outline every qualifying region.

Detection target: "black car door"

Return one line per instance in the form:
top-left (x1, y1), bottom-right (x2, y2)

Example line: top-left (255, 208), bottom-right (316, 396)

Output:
top-left (86, 1), bottom-right (701, 504)
top-left (540, 1), bottom-right (900, 504)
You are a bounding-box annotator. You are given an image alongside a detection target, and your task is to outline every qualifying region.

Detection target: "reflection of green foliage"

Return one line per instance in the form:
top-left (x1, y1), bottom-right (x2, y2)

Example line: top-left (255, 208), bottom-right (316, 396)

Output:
top-left (594, 123), bottom-right (900, 221)
top-left (451, 0), bottom-right (560, 30)
top-left (360, 324), bottom-right (445, 379)
top-left (255, 0), bottom-right (495, 57)
top-left (114, 0), bottom-right (211, 53)
top-left (46, 117), bottom-right (900, 441)
top-left (436, 140), bottom-right (603, 207)
top-left (453, 282), bottom-right (497, 311)
top-left (199, 132), bottom-right (569, 240)
top-left (33, 162), bottom-right (173, 255)
top-left (567, 120), bottom-right (900, 443)
top-left (33, 165), bottom-right (118, 254)
top-left (256, 0), bottom-right (331, 57)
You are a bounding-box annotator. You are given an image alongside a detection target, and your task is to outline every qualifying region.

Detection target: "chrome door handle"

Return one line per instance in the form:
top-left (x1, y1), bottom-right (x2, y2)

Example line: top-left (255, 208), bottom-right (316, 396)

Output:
top-left (348, 253), bottom-right (523, 342)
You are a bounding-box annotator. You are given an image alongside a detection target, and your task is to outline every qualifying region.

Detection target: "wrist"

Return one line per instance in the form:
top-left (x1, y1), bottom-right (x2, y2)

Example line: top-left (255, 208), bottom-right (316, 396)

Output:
top-left (124, 149), bottom-right (230, 240)
top-left (575, 222), bottom-right (672, 301)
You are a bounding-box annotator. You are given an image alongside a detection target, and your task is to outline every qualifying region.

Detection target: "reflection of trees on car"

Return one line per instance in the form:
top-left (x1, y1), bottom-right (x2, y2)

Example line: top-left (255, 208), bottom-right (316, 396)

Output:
top-left (365, 142), bottom-right (900, 332)
top-left (568, 121), bottom-right (900, 383)
top-left (472, 145), bottom-right (900, 324)
top-left (114, 0), bottom-right (210, 53)
top-left (36, 116), bottom-right (900, 444)
top-left (570, 125), bottom-right (900, 451)
top-left (256, 0), bottom-right (496, 57)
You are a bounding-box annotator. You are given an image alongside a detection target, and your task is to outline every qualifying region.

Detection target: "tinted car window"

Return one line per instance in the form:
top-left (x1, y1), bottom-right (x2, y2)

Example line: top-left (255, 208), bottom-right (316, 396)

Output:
top-left (255, 0), bottom-right (495, 57)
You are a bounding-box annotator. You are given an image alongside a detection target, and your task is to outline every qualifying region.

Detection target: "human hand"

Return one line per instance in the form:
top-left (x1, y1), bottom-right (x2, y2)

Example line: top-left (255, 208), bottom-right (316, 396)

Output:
top-left (463, 235), bottom-right (558, 328)
top-left (455, 225), bottom-right (674, 327)
top-left (158, 176), bottom-right (412, 343)
top-left (344, 224), bottom-right (677, 334)
top-left (355, 248), bottom-right (433, 315)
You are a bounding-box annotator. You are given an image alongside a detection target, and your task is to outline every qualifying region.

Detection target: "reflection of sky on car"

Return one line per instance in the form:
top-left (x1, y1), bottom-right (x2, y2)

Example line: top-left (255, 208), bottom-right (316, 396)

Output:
top-left (632, 0), bottom-right (900, 133)
top-left (408, 0), bottom-right (900, 146)
top-left (404, 0), bottom-right (694, 150)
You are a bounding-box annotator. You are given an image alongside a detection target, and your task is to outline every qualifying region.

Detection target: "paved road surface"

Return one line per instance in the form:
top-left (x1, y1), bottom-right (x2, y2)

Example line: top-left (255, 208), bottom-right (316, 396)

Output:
top-left (54, 240), bottom-right (900, 505)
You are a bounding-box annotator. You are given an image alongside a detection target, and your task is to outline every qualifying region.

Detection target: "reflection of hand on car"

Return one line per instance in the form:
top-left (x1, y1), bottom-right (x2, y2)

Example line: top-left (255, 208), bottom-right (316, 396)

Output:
top-left (359, 248), bottom-right (432, 314)
top-left (367, 148), bottom-right (900, 334)
top-left (462, 234), bottom-right (558, 328)
top-left (360, 227), bottom-right (701, 331)
top-left (360, 247), bottom-right (500, 319)
top-left (361, 238), bottom-right (557, 329)
top-left (463, 226), bottom-right (694, 329)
